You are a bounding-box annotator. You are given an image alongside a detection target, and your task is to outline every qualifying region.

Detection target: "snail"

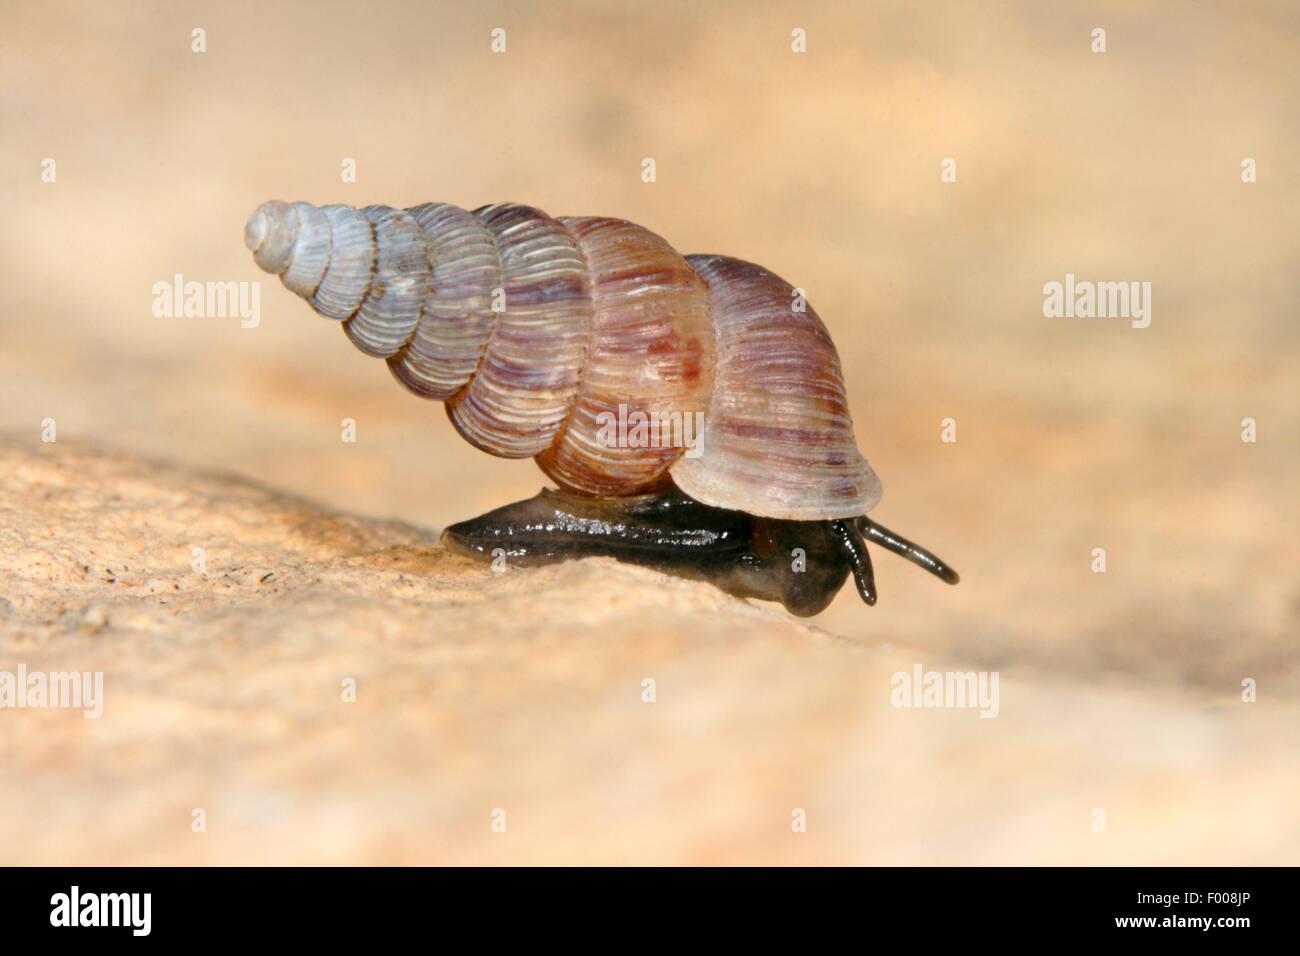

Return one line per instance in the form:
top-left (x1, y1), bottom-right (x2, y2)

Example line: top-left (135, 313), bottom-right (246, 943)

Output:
top-left (244, 199), bottom-right (958, 615)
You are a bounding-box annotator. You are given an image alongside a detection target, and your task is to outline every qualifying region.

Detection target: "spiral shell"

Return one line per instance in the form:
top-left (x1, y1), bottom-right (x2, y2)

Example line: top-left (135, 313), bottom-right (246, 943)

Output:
top-left (244, 199), bottom-right (882, 520)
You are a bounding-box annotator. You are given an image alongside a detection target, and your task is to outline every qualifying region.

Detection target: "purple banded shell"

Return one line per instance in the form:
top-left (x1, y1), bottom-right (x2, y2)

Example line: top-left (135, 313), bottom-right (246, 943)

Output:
top-left (446, 204), bottom-right (593, 458)
top-left (244, 199), bottom-right (881, 520)
top-left (388, 203), bottom-right (498, 400)
top-left (670, 254), bottom-right (881, 520)
top-left (536, 216), bottom-right (714, 497)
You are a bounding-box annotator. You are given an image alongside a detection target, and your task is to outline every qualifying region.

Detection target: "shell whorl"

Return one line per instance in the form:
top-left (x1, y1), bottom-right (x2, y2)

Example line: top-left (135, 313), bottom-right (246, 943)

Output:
top-left (447, 204), bottom-right (594, 458)
top-left (245, 199), bottom-right (880, 520)
top-left (670, 255), bottom-right (882, 520)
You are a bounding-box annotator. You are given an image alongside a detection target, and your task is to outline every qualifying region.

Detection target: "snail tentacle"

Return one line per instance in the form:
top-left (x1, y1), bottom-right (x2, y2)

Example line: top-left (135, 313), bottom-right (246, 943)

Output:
top-left (831, 518), bottom-right (877, 606)
top-left (857, 516), bottom-right (960, 585)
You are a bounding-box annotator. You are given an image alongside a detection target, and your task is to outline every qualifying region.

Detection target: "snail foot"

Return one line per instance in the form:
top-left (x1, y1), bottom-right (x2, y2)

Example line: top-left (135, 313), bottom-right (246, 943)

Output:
top-left (441, 486), bottom-right (858, 616)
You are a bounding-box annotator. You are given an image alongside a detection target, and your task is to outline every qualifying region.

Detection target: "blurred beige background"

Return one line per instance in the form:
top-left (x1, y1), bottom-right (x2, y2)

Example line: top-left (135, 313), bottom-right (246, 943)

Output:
top-left (1, 0), bottom-right (1296, 864)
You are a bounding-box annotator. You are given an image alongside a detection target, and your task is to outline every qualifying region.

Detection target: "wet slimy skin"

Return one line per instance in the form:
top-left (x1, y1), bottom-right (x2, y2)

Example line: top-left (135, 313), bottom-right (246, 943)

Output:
top-left (442, 486), bottom-right (958, 617)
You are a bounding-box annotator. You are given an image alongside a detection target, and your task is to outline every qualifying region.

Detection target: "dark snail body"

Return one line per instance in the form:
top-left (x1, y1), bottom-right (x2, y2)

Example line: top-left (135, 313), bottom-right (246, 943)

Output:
top-left (245, 198), bottom-right (960, 612)
top-left (442, 484), bottom-right (958, 617)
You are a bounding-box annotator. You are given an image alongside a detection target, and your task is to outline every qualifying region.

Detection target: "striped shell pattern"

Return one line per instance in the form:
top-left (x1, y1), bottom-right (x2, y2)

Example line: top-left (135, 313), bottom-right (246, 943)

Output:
top-left (244, 200), bottom-right (882, 521)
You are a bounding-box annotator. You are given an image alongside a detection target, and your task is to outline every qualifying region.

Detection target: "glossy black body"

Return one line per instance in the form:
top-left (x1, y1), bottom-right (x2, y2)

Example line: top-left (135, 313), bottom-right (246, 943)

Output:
top-left (442, 486), bottom-right (958, 616)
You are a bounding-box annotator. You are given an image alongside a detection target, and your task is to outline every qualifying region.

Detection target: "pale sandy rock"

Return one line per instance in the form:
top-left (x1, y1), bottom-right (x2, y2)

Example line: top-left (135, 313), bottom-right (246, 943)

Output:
top-left (0, 437), bottom-right (1295, 864)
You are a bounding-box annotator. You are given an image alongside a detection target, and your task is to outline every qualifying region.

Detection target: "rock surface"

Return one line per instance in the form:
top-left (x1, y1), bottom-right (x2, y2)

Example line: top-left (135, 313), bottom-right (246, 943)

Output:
top-left (1, 438), bottom-right (1295, 864)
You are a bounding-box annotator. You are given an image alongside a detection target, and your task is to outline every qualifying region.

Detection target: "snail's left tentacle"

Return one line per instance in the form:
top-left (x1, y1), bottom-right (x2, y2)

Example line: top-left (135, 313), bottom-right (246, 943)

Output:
top-left (857, 516), bottom-right (960, 585)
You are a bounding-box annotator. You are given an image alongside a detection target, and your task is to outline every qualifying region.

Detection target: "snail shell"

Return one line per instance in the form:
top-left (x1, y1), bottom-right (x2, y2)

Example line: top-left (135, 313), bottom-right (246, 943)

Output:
top-left (244, 200), bottom-right (882, 521)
